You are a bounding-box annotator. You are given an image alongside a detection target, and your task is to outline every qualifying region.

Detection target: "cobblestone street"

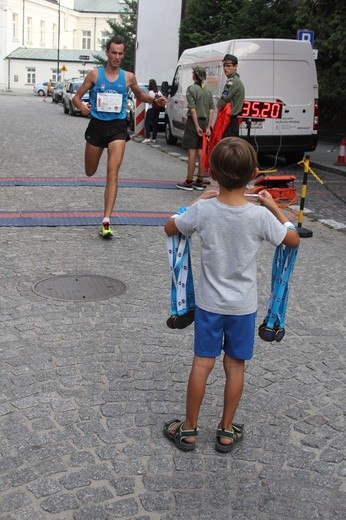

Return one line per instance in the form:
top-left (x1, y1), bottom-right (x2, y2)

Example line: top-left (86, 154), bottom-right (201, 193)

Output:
top-left (0, 94), bottom-right (345, 519)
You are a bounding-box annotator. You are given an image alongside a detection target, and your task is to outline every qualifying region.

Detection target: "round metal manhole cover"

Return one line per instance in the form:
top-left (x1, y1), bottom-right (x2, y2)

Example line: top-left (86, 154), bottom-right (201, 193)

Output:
top-left (33, 274), bottom-right (126, 302)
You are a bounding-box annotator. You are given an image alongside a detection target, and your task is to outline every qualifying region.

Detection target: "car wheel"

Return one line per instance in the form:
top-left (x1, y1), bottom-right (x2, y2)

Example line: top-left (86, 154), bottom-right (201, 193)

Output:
top-left (63, 102), bottom-right (69, 114)
top-left (38, 90), bottom-right (45, 96)
top-left (165, 120), bottom-right (178, 145)
top-left (69, 103), bottom-right (76, 116)
top-left (129, 113), bottom-right (134, 131)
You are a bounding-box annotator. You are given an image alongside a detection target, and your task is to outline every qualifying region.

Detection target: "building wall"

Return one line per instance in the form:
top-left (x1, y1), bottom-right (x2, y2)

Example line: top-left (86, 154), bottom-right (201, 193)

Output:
top-left (8, 58), bottom-right (95, 91)
top-left (135, 0), bottom-right (182, 86)
top-left (0, 0), bottom-right (121, 90)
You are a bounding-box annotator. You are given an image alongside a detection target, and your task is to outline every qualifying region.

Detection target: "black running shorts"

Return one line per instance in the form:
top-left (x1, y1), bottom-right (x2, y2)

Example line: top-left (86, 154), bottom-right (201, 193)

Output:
top-left (85, 118), bottom-right (129, 148)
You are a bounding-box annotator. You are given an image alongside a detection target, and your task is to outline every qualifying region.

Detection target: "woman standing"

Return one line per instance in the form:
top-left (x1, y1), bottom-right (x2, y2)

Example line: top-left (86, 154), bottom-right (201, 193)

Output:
top-left (142, 79), bottom-right (162, 143)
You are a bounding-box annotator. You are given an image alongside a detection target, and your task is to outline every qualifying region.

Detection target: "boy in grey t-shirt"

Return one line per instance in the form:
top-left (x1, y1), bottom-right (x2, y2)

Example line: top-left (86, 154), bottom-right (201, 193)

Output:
top-left (163, 137), bottom-right (300, 452)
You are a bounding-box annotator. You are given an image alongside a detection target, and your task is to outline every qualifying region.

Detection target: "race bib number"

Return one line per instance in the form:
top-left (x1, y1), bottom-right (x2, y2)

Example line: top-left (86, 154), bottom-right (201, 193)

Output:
top-left (96, 92), bottom-right (123, 113)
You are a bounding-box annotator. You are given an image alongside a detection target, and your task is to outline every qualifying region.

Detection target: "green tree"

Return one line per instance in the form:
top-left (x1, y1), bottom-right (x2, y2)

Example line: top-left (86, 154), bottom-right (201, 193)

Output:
top-left (294, 0), bottom-right (346, 125)
top-left (180, 0), bottom-right (344, 125)
top-left (180, 0), bottom-right (297, 51)
top-left (94, 0), bottom-right (137, 71)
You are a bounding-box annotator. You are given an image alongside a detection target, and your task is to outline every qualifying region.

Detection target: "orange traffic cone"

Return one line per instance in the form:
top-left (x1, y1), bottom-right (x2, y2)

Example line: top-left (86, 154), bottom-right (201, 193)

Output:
top-left (334, 137), bottom-right (346, 166)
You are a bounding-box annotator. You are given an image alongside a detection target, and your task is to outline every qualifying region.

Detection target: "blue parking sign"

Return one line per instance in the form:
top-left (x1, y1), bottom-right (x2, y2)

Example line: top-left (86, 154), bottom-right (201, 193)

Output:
top-left (297, 30), bottom-right (314, 47)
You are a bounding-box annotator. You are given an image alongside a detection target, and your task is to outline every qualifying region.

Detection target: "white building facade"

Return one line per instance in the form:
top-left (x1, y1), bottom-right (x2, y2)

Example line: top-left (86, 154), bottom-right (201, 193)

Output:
top-left (0, 0), bottom-right (126, 91)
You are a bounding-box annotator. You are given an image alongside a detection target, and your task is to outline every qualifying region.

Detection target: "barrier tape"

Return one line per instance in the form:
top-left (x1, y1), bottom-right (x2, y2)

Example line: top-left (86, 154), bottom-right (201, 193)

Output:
top-left (298, 159), bottom-right (346, 205)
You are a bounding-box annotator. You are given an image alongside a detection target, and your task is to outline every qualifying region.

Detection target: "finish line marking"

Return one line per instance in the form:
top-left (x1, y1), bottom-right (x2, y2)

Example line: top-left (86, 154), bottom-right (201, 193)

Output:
top-left (0, 210), bottom-right (172, 227)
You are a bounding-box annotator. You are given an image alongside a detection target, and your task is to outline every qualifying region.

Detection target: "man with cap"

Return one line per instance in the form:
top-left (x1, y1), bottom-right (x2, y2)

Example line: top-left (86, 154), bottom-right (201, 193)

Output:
top-left (217, 54), bottom-right (245, 137)
top-left (176, 65), bottom-right (214, 191)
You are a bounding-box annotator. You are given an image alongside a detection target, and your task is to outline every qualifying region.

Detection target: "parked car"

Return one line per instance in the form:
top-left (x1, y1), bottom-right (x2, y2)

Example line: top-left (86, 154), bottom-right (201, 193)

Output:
top-left (126, 84), bottom-right (165, 132)
top-left (51, 82), bottom-right (64, 103)
top-left (62, 78), bottom-right (89, 116)
top-left (33, 81), bottom-right (55, 96)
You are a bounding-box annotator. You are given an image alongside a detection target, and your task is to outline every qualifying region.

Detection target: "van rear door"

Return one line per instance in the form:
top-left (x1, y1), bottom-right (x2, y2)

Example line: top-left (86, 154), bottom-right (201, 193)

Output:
top-left (273, 40), bottom-right (318, 140)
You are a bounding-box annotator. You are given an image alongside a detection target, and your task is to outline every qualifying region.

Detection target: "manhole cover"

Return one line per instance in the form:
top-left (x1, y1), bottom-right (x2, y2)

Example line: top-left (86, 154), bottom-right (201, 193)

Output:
top-left (33, 274), bottom-right (126, 301)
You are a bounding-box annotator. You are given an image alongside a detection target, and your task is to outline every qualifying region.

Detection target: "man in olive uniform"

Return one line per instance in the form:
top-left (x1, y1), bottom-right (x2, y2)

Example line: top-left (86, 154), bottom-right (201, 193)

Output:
top-left (217, 54), bottom-right (245, 137)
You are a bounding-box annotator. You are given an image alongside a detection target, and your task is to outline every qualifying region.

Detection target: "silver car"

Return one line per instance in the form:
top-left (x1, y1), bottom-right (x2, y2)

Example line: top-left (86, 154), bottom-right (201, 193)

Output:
top-left (62, 79), bottom-right (89, 116)
top-left (33, 81), bottom-right (55, 96)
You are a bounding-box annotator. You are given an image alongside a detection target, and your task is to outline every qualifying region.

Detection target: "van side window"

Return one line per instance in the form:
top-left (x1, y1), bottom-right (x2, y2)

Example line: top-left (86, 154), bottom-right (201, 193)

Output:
top-left (170, 66), bottom-right (182, 97)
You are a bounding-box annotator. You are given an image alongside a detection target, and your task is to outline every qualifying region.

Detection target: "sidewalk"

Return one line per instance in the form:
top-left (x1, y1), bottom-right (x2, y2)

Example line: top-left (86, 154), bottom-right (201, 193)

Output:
top-left (308, 137), bottom-right (346, 175)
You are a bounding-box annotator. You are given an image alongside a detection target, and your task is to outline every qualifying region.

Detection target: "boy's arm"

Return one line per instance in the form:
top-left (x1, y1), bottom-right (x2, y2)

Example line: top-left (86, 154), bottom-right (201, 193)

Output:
top-left (164, 190), bottom-right (219, 236)
top-left (258, 190), bottom-right (300, 248)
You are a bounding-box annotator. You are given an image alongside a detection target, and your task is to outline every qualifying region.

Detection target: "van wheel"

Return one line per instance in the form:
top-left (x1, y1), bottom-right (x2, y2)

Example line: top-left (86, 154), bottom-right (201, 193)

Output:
top-left (69, 104), bottom-right (76, 116)
top-left (284, 152), bottom-right (303, 165)
top-left (165, 121), bottom-right (178, 145)
top-left (63, 102), bottom-right (69, 114)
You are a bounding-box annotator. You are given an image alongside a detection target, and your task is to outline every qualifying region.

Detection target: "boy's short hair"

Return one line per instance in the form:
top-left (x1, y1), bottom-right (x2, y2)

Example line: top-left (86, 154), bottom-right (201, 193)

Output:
top-left (210, 137), bottom-right (257, 190)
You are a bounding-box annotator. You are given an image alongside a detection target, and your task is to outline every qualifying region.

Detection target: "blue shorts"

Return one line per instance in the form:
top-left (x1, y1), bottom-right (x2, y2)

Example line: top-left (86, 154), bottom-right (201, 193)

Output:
top-left (194, 306), bottom-right (256, 360)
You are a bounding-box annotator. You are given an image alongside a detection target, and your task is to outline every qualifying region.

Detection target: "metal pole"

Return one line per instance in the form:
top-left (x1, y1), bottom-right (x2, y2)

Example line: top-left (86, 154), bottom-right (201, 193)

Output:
top-left (57, 0), bottom-right (60, 81)
top-left (297, 155), bottom-right (313, 238)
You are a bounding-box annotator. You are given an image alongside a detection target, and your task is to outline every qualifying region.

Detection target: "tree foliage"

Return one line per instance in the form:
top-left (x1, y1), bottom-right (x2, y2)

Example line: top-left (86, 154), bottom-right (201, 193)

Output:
top-left (180, 0), bottom-right (345, 124)
top-left (94, 0), bottom-right (137, 71)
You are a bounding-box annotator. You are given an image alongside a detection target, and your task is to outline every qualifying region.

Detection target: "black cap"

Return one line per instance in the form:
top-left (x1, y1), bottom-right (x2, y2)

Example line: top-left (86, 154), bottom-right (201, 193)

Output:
top-left (222, 54), bottom-right (238, 64)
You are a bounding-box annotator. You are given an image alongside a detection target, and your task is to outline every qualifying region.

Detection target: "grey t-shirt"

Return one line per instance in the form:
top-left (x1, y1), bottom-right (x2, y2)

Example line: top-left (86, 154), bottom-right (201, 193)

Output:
top-left (175, 198), bottom-right (286, 315)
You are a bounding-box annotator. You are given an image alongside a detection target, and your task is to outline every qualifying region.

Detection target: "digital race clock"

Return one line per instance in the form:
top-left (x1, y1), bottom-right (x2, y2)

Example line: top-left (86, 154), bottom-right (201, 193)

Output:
top-left (241, 100), bottom-right (283, 119)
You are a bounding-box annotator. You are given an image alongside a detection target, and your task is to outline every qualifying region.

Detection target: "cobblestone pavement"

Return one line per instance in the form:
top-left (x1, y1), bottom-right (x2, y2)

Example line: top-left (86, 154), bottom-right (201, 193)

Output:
top-left (0, 94), bottom-right (345, 519)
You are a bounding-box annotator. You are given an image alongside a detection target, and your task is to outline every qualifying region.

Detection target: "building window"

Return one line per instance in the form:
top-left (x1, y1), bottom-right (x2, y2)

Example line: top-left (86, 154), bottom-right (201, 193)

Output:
top-left (52, 23), bottom-right (57, 47)
top-left (82, 30), bottom-right (91, 50)
top-left (100, 31), bottom-right (108, 49)
top-left (12, 13), bottom-right (18, 40)
top-left (52, 69), bottom-right (58, 82)
top-left (40, 20), bottom-right (45, 45)
top-left (27, 17), bottom-right (32, 43)
top-left (27, 68), bottom-right (36, 84)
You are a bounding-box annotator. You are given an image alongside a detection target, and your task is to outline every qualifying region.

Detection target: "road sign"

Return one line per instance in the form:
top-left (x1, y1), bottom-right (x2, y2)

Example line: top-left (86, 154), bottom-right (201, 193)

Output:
top-left (61, 64), bottom-right (67, 72)
top-left (297, 29), bottom-right (314, 47)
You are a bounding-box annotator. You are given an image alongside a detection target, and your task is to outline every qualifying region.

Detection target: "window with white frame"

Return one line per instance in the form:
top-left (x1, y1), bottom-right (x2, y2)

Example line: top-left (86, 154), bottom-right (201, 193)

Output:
top-left (27, 17), bottom-right (32, 43)
top-left (27, 68), bottom-right (36, 84)
top-left (52, 23), bottom-right (57, 47)
top-left (82, 30), bottom-right (91, 50)
top-left (12, 13), bottom-right (18, 40)
top-left (40, 20), bottom-right (45, 45)
top-left (100, 31), bottom-right (108, 49)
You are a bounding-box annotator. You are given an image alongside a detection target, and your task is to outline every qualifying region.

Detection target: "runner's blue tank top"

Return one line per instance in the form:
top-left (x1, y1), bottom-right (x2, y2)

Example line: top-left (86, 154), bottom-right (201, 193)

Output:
top-left (89, 66), bottom-right (128, 120)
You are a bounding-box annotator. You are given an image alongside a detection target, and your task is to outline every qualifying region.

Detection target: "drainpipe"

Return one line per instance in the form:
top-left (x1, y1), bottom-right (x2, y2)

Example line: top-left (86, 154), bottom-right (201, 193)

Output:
top-left (22, 0), bottom-right (25, 46)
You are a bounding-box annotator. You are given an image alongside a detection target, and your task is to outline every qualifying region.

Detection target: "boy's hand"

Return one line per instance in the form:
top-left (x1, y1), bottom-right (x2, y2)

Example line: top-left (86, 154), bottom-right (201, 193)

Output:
top-left (258, 189), bottom-right (277, 210)
top-left (192, 189), bottom-right (219, 204)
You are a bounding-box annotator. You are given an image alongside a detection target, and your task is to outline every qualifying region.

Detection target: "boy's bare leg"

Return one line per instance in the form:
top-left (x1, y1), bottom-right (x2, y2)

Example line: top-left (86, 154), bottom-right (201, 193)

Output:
top-left (218, 355), bottom-right (245, 444)
top-left (184, 356), bottom-right (215, 440)
top-left (166, 356), bottom-right (215, 443)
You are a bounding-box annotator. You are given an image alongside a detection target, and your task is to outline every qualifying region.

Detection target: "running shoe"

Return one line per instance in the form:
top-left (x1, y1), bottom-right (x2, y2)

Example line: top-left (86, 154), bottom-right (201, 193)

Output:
top-left (100, 222), bottom-right (113, 238)
top-left (176, 180), bottom-right (193, 191)
top-left (192, 181), bottom-right (206, 191)
top-left (142, 138), bottom-right (151, 144)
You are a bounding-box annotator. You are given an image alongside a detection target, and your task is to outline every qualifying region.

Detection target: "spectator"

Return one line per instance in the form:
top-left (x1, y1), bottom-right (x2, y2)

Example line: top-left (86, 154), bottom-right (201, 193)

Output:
top-left (142, 79), bottom-right (163, 144)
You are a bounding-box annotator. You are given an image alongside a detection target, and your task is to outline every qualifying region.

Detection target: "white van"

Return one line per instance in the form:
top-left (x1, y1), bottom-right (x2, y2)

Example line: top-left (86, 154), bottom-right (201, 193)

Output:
top-left (164, 39), bottom-right (319, 164)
